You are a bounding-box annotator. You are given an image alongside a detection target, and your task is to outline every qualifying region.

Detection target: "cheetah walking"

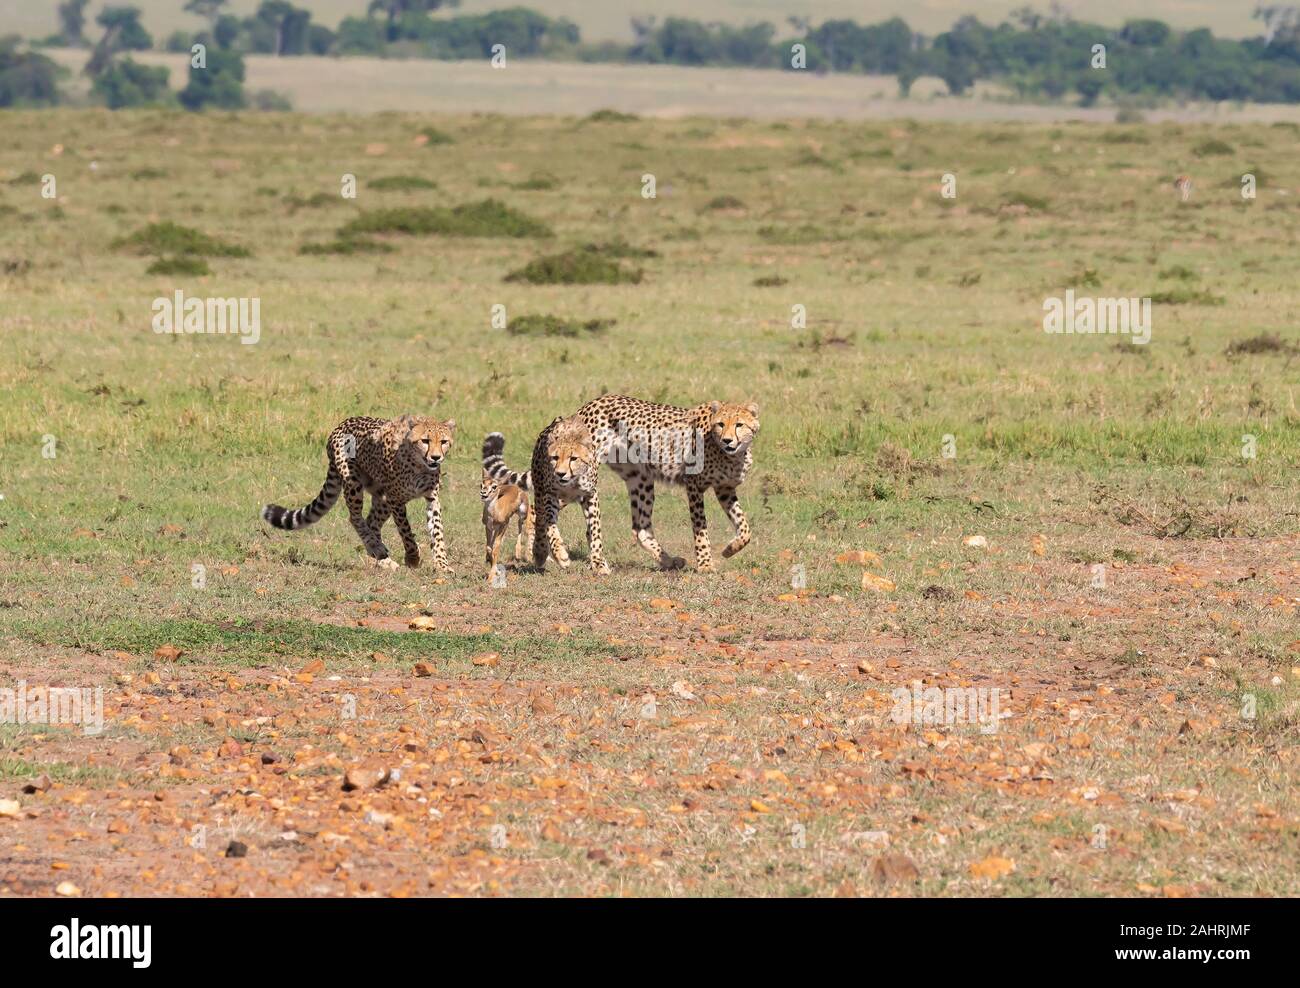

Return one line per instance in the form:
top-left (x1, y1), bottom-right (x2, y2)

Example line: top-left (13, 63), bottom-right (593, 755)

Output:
top-left (262, 415), bottom-right (456, 572)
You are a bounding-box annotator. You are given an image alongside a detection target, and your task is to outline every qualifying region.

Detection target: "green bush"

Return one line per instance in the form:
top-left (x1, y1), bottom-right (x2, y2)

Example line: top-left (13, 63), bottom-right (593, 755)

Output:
top-left (339, 200), bottom-right (552, 239)
top-left (146, 256), bottom-right (211, 276)
top-left (112, 221), bottom-right (249, 258)
top-left (505, 246), bottom-right (643, 285)
top-left (93, 58), bottom-right (172, 109)
top-left (368, 175), bottom-right (438, 191)
top-left (299, 237), bottom-right (394, 255)
top-left (506, 314), bottom-right (614, 337)
top-left (179, 49), bottom-right (245, 111)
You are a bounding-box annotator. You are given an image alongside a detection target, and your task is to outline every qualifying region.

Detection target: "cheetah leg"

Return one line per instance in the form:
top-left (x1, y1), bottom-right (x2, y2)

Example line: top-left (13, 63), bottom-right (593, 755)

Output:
top-left (391, 501), bottom-right (421, 568)
top-left (347, 483), bottom-right (394, 568)
top-left (580, 488), bottom-right (612, 575)
top-left (717, 486), bottom-right (751, 558)
top-left (687, 484), bottom-right (715, 573)
top-left (623, 473), bottom-right (685, 570)
top-left (534, 492), bottom-right (570, 570)
top-left (425, 485), bottom-right (453, 574)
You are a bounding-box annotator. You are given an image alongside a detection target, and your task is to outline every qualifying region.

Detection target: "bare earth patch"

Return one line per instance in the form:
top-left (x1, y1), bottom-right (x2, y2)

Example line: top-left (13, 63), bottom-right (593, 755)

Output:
top-left (2, 536), bottom-right (1295, 897)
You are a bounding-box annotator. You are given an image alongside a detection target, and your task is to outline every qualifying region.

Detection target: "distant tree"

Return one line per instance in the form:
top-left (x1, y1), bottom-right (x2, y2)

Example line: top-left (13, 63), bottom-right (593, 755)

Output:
top-left (1255, 4), bottom-right (1300, 44)
top-left (337, 16), bottom-right (385, 53)
top-left (57, 0), bottom-right (91, 47)
top-left (1120, 19), bottom-right (1172, 47)
top-left (93, 57), bottom-right (172, 107)
top-left (0, 35), bottom-right (63, 105)
top-left (896, 52), bottom-right (922, 95)
top-left (184, 0), bottom-right (229, 26)
top-left (179, 47), bottom-right (245, 109)
top-left (213, 14), bottom-right (241, 50)
top-left (253, 1), bottom-right (312, 55)
top-left (368, 0), bottom-right (460, 43)
top-left (84, 6), bottom-right (153, 78)
top-left (307, 24), bottom-right (337, 55)
top-left (1075, 73), bottom-right (1104, 105)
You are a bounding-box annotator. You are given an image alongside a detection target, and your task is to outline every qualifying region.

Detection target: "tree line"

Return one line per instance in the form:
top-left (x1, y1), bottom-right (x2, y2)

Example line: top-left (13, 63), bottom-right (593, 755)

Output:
top-left (5, 2), bottom-right (1300, 109)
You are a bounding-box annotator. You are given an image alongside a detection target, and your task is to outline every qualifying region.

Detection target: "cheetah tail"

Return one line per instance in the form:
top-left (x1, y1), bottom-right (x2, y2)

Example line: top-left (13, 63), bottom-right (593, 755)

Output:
top-left (262, 463), bottom-right (343, 531)
top-left (482, 432), bottom-right (531, 491)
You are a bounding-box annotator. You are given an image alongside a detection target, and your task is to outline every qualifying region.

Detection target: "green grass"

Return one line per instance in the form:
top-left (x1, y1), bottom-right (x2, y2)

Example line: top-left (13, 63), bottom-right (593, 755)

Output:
top-left (6, 615), bottom-right (617, 669)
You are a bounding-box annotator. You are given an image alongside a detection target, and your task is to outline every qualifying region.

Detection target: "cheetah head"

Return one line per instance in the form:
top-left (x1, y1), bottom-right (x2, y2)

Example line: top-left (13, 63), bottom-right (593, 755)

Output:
top-left (547, 416), bottom-right (596, 487)
top-left (707, 401), bottom-right (760, 456)
top-left (403, 416), bottom-right (456, 471)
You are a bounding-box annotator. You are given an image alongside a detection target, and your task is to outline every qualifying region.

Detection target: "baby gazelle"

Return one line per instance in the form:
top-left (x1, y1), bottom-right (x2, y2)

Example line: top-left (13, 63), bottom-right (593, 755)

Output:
top-left (481, 435), bottom-right (532, 579)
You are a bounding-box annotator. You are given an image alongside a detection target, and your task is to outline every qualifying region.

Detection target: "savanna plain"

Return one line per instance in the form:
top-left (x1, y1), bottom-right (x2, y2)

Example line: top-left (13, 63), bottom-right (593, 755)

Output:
top-left (0, 107), bottom-right (1296, 896)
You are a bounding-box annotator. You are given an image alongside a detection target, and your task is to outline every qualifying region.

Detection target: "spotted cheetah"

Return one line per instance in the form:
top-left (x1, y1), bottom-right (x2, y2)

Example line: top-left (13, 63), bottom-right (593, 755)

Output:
top-left (480, 434), bottom-right (533, 578)
top-left (262, 415), bottom-right (456, 572)
top-left (586, 394), bottom-right (760, 572)
top-left (482, 416), bottom-right (609, 573)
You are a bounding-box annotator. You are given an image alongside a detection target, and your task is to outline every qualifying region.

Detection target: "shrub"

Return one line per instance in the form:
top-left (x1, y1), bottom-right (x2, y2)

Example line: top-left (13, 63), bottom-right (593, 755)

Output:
top-left (93, 58), bottom-right (172, 109)
top-left (368, 175), bottom-right (438, 191)
top-left (1148, 287), bottom-right (1224, 305)
top-left (179, 49), bottom-right (245, 111)
top-left (512, 171), bottom-right (560, 191)
top-left (1002, 191), bottom-right (1050, 212)
top-left (0, 38), bottom-right (63, 107)
top-left (146, 256), bottom-right (210, 276)
top-left (299, 237), bottom-right (394, 255)
top-left (703, 195), bottom-right (745, 211)
top-left (418, 126), bottom-right (455, 146)
top-left (506, 314), bottom-right (614, 337)
top-left (585, 109), bottom-right (638, 123)
top-left (339, 200), bottom-right (552, 239)
top-left (1225, 333), bottom-right (1298, 357)
top-left (505, 246), bottom-right (643, 285)
top-left (1193, 139), bottom-right (1234, 156)
top-left (112, 221), bottom-right (249, 257)
top-left (753, 274), bottom-right (787, 287)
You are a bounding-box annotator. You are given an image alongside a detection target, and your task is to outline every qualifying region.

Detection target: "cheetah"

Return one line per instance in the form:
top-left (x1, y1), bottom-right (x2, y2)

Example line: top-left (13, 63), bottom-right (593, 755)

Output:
top-left (480, 434), bottom-right (533, 579)
top-left (262, 415), bottom-right (456, 572)
top-left (573, 395), bottom-right (760, 572)
top-left (482, 416), bottom-right (609, 573)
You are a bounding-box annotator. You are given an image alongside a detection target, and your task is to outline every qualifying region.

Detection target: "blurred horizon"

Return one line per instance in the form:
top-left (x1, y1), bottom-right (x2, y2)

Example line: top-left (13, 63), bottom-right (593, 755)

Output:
top-left (0, 0), bottom-right (1267, 43)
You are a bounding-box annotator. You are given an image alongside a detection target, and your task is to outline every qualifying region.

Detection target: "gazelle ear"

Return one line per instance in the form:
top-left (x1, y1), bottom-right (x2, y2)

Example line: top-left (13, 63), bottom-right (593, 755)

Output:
top-left (709, 400), bottom-right (721, 413)
top-left (745, 402), bottom-right (759, 417)
top-left (444, 419), bottom-right (457, 434)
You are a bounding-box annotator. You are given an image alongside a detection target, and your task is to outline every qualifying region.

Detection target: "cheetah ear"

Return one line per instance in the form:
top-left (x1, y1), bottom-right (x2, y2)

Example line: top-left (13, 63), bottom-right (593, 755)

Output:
top-left (709, 400), bottom-right (721, 414)
top-left (444, 419), bottom-right (457, 435)
top-left (745, 402), bottom-right (759, 417)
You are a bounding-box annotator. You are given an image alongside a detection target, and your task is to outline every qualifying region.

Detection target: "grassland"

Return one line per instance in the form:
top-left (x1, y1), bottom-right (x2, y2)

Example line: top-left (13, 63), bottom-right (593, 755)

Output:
top-left (0, 108), bottom-right (1297, 897)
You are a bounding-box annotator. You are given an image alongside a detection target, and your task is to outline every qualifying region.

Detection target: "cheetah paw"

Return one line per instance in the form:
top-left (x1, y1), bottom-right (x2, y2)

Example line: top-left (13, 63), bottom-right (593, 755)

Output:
top-left (374, 557), bottom-right (400, 571)
top-left (590, 560), bottom-right (612, 575)
top-left (660, 555), bottom-right (687, 571)
top-left (404, 553), bottom-right (421, 568)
